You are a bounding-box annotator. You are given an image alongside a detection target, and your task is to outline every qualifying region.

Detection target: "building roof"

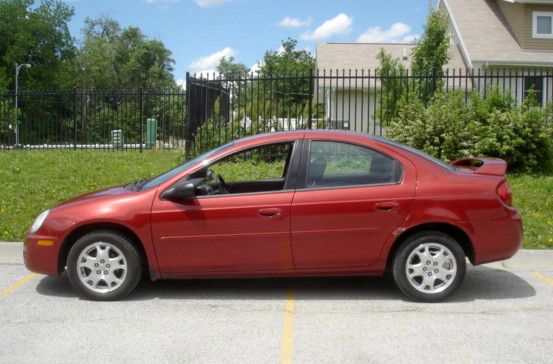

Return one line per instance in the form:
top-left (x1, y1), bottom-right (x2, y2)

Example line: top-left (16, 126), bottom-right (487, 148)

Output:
top-left (443, 0), bottom-right (553, 66)
top-left (316, 42), bottom-right (467, 71)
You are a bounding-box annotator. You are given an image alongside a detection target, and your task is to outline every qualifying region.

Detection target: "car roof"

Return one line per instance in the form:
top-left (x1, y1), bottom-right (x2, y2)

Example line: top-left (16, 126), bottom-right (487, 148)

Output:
top-left (234, 129), bottom-right (375, 147)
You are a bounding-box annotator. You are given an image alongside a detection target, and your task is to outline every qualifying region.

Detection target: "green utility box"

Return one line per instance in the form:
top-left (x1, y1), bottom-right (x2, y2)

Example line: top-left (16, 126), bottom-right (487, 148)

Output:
top-left (146, 118), bottom-right (157, 149)
top-left (111, 129), bottom-right (124, 149)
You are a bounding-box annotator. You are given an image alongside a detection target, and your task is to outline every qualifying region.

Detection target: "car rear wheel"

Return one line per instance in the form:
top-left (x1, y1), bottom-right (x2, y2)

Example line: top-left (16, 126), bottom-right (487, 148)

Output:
top-left (392, 231), bottom-right (466, 302)
top-left (66, 231), bottom-right (142, 301)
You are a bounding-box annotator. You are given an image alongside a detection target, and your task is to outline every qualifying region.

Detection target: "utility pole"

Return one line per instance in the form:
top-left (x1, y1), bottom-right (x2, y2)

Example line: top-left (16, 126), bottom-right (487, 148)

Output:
top-left (15, 63), bottom-right (32, 146)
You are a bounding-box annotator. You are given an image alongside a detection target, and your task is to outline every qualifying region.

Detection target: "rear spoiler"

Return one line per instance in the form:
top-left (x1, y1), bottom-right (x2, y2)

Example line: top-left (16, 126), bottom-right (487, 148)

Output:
top-left (450, 158), bottom-right (507, 176)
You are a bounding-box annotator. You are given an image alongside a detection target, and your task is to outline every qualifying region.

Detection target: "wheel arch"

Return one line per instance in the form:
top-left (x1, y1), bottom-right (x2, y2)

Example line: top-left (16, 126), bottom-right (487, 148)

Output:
top-left (58, 222), bottom-right (149, 276)
top-left (385, 222), bottom-right (475, 271)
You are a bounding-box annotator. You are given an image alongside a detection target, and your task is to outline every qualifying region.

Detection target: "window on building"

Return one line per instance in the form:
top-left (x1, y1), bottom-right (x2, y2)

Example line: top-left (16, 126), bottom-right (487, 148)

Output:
top-left (533, 12), bottom-right (553, 39)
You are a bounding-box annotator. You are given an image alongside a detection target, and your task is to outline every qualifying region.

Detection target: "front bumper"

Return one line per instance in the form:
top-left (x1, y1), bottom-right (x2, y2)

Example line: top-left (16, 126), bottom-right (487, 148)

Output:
top-left (24, 235), bottom-right (62, 275)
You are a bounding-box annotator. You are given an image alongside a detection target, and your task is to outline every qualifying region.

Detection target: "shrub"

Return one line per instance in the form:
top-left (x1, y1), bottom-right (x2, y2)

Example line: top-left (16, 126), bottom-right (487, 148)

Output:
top-left (387, 91), bottom-right (474, 162)
top-left (388, 89), bottom-right (552, 172)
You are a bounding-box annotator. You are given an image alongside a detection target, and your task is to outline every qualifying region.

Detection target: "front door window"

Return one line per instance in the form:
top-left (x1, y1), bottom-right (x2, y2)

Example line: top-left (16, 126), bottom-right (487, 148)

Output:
top-left (190, 142), bottom-right (294, 195)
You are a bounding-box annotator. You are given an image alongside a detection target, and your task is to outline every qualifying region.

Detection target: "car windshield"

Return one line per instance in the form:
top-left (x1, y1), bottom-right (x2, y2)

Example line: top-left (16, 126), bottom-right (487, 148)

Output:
top-left (373, 136), bottom-right (457, 172)
top-left (141, 142), bottom-right (234, 190)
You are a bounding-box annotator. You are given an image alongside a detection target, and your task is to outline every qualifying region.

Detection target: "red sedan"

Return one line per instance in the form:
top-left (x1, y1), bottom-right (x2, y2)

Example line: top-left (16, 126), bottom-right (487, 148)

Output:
top-left (24, 131), bottom-right (522, 301)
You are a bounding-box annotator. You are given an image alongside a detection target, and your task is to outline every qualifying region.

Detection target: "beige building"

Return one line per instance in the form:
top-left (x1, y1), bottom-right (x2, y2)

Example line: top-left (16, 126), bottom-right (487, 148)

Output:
top-left (315, 0), bottom-right (553, 132)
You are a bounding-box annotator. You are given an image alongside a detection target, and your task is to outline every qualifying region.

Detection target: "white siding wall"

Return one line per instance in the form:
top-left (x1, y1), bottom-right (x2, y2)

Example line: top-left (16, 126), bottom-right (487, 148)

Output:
top-left (325, 90), bottom-right (381, 134)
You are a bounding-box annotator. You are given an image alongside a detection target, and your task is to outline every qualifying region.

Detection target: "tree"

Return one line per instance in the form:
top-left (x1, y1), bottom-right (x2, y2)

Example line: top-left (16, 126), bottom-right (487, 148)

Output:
top-left (76, 15), bottom-right (175, 90)
top-left (260, 38), bottom-right (314, 76)
top-left (375, 49), bottom-right (409, 123)
top-left (0, 0), bottom-right (76, 90)
top-left (216, 56), bottom-right (249, 78)
top-left (258, 38), bottom-right (315, 120)
top-left (376, 9), bottom-right (451, 124)
top-left (411, 10), bottom-right (450, 79)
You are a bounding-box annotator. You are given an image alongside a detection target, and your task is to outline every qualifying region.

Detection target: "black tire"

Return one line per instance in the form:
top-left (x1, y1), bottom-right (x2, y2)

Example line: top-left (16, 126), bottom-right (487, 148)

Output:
top-left (66, 230), bottom-right (142, 301)
top-left (392, 231), bottom-right (466, 302)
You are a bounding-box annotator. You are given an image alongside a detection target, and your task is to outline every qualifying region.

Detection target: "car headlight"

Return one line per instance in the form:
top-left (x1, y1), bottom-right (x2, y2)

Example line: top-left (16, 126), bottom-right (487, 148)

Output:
top-left (30, 210), bottom-right (50, 234)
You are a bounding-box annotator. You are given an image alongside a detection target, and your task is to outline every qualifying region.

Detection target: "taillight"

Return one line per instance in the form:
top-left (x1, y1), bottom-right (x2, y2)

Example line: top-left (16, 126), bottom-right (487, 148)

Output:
top-left (497, 180), bottom-right (512, 206)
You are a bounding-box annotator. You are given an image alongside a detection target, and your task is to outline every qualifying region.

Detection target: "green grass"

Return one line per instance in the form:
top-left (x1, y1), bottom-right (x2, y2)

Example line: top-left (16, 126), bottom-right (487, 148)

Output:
top-left (0, 150), bottom-right (551, 249)
top-left (507, 174), bottom-right (553, 249)
top-left (0, 150), bottom-right (186, 241)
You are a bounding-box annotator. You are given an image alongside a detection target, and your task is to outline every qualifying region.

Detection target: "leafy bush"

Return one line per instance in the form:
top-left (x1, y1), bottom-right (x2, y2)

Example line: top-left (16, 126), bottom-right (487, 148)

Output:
top-left (388, 89), bottom-right (552, 172)
top-left (387, 91), bottom-right (474, 162)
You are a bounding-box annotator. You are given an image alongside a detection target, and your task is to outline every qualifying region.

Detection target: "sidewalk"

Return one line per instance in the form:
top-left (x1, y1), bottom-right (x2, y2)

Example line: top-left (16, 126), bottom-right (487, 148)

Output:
top-left (0, 242), bottom-right (24, 264)
top-left (2, 241), bottom-right (552, 271)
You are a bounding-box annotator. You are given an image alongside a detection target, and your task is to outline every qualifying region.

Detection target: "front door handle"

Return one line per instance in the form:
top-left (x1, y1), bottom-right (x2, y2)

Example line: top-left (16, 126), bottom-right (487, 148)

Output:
top-left (257, 208), bottom-right (282, 217)
top-left (375, 201), bottom-right (400, 211)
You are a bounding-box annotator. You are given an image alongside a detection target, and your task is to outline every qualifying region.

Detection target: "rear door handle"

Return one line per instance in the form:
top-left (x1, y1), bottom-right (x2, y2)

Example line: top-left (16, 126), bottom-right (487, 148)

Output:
top-left (257, 208), bottom-right (282, 217)
top-left (375, 201), bottom-right (400, 211)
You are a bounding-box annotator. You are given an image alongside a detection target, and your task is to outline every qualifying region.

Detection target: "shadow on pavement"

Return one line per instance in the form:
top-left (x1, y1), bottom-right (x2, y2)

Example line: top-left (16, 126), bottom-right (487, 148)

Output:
top-left (35, 265), bottom-right (536, 303)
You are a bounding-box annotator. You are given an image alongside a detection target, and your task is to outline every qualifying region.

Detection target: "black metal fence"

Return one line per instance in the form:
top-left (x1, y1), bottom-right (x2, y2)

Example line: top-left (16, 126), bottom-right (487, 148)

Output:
top-left (1, 69), bottom-right (551, 153)
top-left (0, 89), bottom-right (186, 150)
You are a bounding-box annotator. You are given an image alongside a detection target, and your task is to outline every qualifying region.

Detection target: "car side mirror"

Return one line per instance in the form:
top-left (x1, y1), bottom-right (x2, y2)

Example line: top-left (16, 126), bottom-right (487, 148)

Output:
top-left (161, 178), bottom-right (204, 201)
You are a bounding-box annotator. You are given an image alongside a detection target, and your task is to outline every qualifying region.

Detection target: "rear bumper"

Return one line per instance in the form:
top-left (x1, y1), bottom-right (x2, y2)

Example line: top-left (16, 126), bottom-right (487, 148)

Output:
top-left (470, 209), bottom-right (523, 265)
top-left (24, 235), bottom-right (62, 276)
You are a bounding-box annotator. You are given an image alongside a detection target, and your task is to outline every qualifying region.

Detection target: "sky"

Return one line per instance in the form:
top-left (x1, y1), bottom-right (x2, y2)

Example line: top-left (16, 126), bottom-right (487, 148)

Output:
top-left (65, 0), bottom-right (432, 85)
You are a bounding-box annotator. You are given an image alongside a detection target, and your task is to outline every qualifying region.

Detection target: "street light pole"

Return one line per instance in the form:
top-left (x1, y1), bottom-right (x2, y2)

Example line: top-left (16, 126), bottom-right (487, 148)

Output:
top-left (15, 63), bottom-right (32, 147)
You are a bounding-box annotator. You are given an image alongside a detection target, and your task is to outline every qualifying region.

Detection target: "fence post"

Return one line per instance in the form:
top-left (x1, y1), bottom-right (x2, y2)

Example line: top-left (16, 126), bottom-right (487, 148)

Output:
top-left (308, 69), bottom-right (313, 130)
top-left (140, 87), bottom-right (144, 153)
top-left (73, 88), bottom-right (77, 149)
top-left (185, 72), bottom-right (191, 158)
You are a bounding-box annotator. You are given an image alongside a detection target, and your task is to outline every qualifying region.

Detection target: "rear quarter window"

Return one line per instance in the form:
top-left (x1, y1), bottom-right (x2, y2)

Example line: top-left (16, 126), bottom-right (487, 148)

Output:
top-left (374, 136), bottom-right (457, 172)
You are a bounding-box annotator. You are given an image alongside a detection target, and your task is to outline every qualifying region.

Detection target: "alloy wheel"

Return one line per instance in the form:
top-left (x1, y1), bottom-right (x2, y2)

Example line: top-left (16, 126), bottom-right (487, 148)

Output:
top-left (405, 243), bottom-right (457, 294)
top-left (77, 242), bottom-right (128, 294)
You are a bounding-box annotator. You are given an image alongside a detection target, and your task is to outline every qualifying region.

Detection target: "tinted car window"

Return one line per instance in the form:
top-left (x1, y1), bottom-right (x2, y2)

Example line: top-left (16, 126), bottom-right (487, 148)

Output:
top-left (305, 141), bottom-right (402, 188)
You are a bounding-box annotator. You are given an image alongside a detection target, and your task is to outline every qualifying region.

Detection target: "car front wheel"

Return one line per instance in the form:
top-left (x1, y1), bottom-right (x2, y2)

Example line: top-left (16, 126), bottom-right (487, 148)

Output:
top-left (66, 231), bottom-right (142, 301)
top-left (392, 231), bottom-right (466, 302)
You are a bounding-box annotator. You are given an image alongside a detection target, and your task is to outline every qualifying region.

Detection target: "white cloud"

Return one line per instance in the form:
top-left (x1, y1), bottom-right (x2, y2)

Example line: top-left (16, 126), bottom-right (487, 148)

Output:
top-left (301, 13), bottom-right (352, 40)
top-left (192, 0), bottom-right (234, 7)
top-left (189, 47), bottom-right (235, 74)
top-left (176, 78), bottom-right (186, 88)
top-left (401, 34), bottom-right (420, 43)
top-left (278, 16), bottom-right (312, 28)
top-left (250, 61), bottom-right (262, 74)
top-left (357, 22), bottom-right (415, 43)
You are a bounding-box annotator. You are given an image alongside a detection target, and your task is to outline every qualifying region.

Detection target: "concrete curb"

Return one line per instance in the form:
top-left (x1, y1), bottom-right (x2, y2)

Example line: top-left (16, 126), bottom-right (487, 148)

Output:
top-left (485, 249), bottom-right (553, 272)
top-left (2, 241), bottom-right (553, 271)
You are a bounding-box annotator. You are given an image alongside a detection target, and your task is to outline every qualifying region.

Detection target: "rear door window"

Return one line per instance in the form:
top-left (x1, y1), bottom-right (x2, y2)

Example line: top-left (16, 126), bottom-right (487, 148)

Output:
top-left (303, 141), bottom-right (402, 189)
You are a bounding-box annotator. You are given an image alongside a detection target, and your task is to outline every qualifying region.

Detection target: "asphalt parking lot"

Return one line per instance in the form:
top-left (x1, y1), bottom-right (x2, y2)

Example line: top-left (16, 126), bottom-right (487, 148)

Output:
top-left (1, 244), bottom-right (553, 363)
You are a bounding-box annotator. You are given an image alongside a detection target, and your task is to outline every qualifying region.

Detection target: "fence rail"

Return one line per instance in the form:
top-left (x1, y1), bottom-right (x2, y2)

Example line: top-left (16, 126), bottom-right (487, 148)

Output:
top-left (1, 68), bottom-right (551, 153)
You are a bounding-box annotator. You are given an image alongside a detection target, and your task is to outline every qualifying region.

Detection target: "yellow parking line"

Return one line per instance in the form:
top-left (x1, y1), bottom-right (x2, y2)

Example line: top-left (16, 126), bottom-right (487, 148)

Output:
top-left (532, 272), bottom-right (553, 287)
top-left (0, 273), bottom-right (38, 299)
top-left (281, 289), bottom-right (296, 364)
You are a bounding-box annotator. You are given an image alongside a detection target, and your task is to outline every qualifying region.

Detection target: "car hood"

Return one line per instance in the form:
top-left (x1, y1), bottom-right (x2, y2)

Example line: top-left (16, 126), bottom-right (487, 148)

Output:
top-left (55, 185), bottom-right (132, 208)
